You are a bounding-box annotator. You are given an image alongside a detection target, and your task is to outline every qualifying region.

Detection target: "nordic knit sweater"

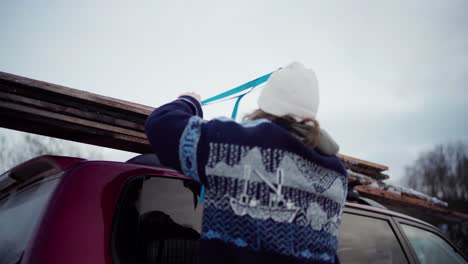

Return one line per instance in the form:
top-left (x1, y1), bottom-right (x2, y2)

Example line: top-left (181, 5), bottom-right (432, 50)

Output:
top-left (144, 96), bottom-right (348, 264)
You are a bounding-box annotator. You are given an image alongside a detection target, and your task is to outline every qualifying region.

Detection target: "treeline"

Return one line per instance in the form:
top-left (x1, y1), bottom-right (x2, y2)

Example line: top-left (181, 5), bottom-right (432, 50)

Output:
top-left (405, 142), bottom-right (468, 213)
top-left (404, 141), bottom-right (468, 255)
top-left (0, 129), bottom-right (102, 174)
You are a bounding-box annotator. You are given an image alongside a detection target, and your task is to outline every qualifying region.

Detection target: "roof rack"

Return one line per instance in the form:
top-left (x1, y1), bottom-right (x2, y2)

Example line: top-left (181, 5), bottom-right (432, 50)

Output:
top-left (126, 154), bottom-right (174, 170)
top-left (127, 153), bottom-right (161, 166)
top-left (346, 181), bottom-right (387, 209)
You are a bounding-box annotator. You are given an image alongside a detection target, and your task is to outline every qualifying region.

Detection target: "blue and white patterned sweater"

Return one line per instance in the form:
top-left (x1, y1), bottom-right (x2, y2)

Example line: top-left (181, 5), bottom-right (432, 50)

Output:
top-left (144, 96), bottom-right (348, 264)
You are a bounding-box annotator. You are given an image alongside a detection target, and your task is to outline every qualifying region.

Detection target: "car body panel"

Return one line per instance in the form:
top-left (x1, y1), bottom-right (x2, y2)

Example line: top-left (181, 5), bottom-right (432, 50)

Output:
top-left (344, 202), bottom-right (435, 229)
top-left (21, 159), bottom-right (189, 264)
top-left (0, 155), bottom-right (463, 264)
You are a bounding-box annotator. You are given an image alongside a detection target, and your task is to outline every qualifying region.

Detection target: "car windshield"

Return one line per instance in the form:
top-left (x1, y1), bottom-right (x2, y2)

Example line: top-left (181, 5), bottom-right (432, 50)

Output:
top-left (0, 175), bottom-right (62, 264)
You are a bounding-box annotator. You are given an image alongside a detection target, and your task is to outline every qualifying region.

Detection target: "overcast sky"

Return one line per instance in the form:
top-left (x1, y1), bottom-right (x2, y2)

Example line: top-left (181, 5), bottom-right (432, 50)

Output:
top-left (1, 0), bottom-right (467, 184)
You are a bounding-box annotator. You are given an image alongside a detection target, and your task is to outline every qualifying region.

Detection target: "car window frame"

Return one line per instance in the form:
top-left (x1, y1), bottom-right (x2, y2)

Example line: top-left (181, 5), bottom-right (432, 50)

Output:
top-left (342, 206), bottom-right (417, 264)
top-left (111, 175), bottom-right (145, 264)
top-left (394, 217), bottom-right (468, 263)
top-left (110, 174), bottom-right (202, 264)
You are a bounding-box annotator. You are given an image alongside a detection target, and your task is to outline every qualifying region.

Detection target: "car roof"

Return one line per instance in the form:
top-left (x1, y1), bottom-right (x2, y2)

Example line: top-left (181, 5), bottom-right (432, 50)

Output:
top-left (111, 154), bottom-right (441, 230)
top-left (344, 201), bottom-right (436, 228)
top-left (2, 155), bottom-right (437, 230)
top-left (0, 155), bottom-right (86, 195)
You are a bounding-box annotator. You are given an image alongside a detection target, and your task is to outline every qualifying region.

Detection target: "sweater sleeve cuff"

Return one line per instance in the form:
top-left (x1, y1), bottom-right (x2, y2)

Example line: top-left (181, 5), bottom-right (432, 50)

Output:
top-left (178, 95), bottom-right (204, 118)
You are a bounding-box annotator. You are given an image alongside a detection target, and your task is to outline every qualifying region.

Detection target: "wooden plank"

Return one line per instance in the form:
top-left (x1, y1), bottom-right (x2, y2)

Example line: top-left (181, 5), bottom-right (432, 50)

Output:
top-left (338, 153), bottom-right (388, 172)
top-left (356, 185), bottom-right (468, 221)
top-left (0, 85), bottom-right (149, 127)
top-left (0, 91), bottom-right (145, 131)
top-left (0, 107), bottom-right (152, 153)
top-left (0, 71), bottom-right (153, 115)
top-left (0, 100), bottom-right (146, 138)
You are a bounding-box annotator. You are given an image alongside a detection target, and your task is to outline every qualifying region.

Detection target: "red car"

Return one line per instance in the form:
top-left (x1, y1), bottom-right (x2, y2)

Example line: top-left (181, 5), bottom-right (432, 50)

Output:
top-left (0, 155), bottom-right (466, 264)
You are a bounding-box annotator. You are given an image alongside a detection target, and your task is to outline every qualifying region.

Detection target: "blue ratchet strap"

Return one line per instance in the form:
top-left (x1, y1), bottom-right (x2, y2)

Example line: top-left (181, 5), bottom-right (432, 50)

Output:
top-left (201, 71), bottom-right (274, 111)
top-left (231, 93), bottom-right (247, 119)
top-left (197, 71), bottom-right (274, 204)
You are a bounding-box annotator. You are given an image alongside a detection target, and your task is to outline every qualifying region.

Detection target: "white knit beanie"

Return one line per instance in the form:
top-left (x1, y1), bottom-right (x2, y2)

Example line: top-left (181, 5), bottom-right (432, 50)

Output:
top-left (258, 62), bottom-right (319, 120)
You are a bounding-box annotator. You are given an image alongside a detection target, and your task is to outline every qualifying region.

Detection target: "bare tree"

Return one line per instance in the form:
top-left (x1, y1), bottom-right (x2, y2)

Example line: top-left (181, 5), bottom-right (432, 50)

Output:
top-left (405, 142), bottom-right (468, 213)
top-left (404, 142), bottom-right (468, 254)
top-left (0, 129), bottom-right (102, 174)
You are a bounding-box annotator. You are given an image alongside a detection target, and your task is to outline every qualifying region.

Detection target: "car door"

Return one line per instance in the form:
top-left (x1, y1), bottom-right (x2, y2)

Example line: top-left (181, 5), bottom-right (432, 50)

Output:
top-left (338, 207), bottom-right (413, 264)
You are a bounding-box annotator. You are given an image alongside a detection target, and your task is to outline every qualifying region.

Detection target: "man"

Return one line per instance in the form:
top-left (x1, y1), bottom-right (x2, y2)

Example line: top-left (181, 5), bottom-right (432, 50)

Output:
top-left (144, 62), bottom-right (347, 263)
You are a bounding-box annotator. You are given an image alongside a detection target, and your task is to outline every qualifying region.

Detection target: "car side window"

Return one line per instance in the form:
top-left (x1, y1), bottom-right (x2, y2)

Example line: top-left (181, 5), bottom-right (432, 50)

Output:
top-left (338, 213), bottom-right (408, 264)
top-left (401, 224), bottom-right (467, 264)
top-left (112, 176), bottom-right (202, 264)
top-left (0, 176), bottom-right (61, 264)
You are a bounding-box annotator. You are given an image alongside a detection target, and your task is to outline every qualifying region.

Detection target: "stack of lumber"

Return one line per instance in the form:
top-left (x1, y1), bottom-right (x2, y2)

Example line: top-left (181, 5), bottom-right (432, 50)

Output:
top-left (338, 154), bottom-right (389, 181)
top-left (0, 71), bottom-right (153, 153)
top-left (1, 71), bottom-right (467, 221)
